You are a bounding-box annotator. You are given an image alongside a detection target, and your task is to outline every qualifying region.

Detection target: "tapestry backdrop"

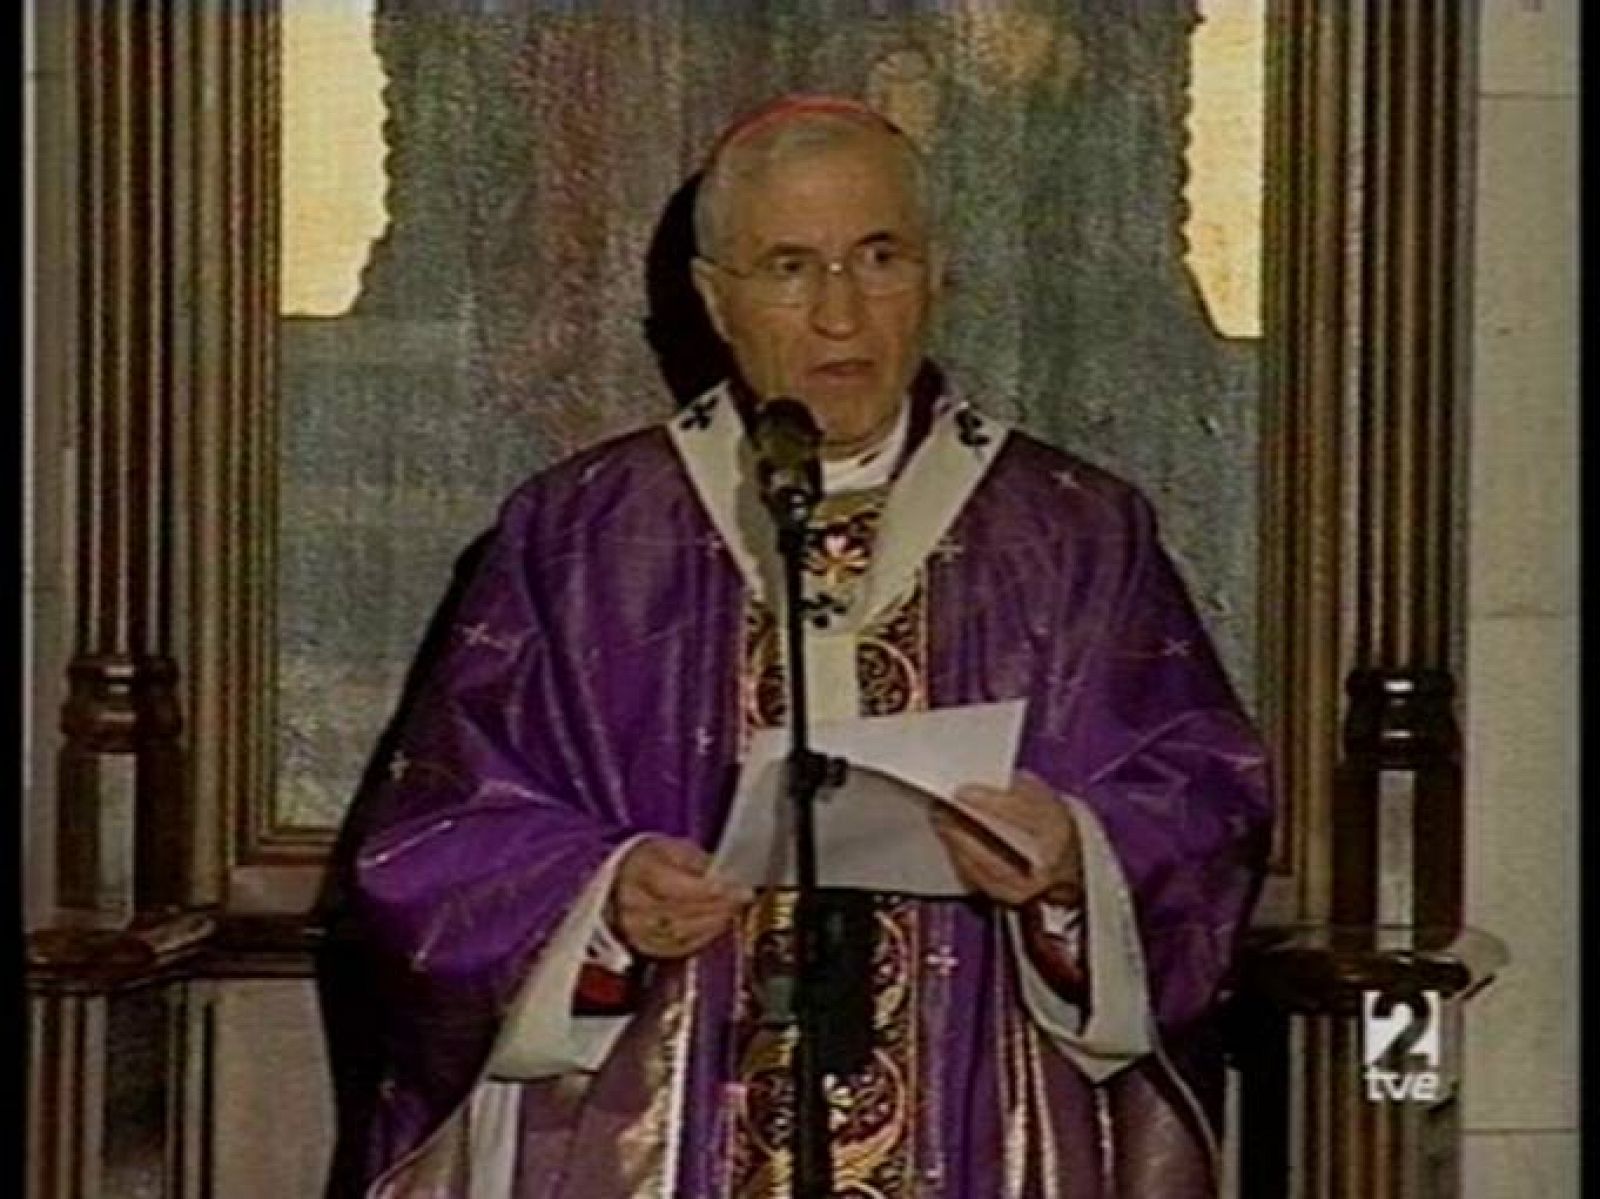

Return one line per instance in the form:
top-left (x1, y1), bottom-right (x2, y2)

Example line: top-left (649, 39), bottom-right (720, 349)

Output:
top-left (275, 0), bottom-right (1263, 831)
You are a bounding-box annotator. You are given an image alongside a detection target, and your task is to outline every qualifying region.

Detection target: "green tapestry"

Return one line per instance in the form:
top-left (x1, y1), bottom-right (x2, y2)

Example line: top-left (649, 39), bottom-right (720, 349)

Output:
top-left (276, 1), bottom-right (1260, 830)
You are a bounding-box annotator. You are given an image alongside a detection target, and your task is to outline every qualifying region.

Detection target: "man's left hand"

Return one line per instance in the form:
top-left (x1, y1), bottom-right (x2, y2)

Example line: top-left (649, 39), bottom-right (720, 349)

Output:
top-left (931, 771), bottom-right (1083, 907)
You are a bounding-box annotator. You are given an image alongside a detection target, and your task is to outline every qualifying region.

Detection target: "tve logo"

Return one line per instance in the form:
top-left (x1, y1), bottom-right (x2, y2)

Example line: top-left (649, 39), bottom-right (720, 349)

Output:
top-left (1361, 990), bottom-right (1443, 1103)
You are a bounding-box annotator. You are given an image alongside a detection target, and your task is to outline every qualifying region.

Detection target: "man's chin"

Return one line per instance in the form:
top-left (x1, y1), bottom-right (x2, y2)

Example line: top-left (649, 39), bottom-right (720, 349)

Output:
top-left (814, 405), bottom-right (902, 459)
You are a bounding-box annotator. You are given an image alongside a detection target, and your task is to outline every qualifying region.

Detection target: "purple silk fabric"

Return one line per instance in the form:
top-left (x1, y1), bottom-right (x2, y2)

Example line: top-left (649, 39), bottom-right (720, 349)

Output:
top-left (325, 412), bottom-right (1272, 1197)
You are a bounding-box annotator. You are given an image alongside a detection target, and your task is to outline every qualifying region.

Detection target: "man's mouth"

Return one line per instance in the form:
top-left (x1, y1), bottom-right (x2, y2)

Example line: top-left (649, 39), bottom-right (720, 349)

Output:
top-left (809, 358), bottom-right (874, 381)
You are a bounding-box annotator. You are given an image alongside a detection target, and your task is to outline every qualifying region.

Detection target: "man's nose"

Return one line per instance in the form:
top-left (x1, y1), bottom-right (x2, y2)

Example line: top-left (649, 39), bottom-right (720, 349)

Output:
top-left (808, 265), bottom-right (864, 338)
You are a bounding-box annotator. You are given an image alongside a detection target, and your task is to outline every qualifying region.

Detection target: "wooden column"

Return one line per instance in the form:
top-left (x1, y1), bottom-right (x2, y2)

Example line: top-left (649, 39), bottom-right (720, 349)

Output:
top-left (53, 1), bottom-right (275, 924)
top-left (1261, 0), bottom-right (1472, 929)
top-left (31, 4), bottom-right (275, 1196)
top-left (57, 2), bottom-right (187, 921)
top-left (1239, 4), bottom-right (1498, 1196)
top-left (1259, 0), bottom-right (1354, 924)
top-left (1235, 927), bottom-right (1506, 1199)
top-left (26, 992), bottom-right (105, 1198)
top-left (1329, 0), bottom-right (1473, 935)
top-left (26, 924), bottom-right (218, 1199)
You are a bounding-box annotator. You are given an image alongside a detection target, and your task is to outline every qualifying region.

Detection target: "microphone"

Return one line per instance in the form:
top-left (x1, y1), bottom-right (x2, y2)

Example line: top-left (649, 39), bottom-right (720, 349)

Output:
top-left (752, 397), bottom-right (822, 528)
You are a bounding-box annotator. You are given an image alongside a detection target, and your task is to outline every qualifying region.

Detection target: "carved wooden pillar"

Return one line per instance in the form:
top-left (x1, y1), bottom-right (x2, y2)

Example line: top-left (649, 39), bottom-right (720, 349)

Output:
top-left (1328, 0), bottom-right (1472, 935)
top-left (57, 2), bottom-right (189, 922)
top-left (53, 1), bottom-right (275, 925)
top-left (1238, 3), bottom-right (1503, 1196)
top-left (1259, 0), bottom-right (1355, 922)
top-left (27, 993), bottom-right (105, 1198)
top-left (1235, 927), bottom-right (1506, 1199)
top-left (30, 4), bottom-right (275, 1196)
top-left (26, 927), bottom-right (217, 1199)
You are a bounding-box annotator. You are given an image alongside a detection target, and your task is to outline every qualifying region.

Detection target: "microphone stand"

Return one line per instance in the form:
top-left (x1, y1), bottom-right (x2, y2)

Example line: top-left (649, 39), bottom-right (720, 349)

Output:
top-left (771, 492), bottom-right (842, 1198)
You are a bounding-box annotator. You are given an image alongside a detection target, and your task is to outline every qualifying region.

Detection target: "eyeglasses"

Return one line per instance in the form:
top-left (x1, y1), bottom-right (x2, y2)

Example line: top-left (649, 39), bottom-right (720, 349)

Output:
top-left (702, 238), bottom-right (928, 308)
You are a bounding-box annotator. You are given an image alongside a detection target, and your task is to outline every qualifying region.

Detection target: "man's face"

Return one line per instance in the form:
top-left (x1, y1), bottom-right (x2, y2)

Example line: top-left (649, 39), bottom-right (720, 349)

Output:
top-left (693, 134), bottom-right (943, 458)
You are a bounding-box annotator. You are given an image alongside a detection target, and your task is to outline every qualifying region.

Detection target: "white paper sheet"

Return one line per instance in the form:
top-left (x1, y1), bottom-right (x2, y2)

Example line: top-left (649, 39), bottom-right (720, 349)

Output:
top-left (711, 700), bottom-right (1037, 896)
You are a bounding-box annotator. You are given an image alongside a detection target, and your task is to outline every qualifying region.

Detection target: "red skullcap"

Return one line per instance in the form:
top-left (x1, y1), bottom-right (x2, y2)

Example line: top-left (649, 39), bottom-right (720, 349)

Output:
top-left (705, 93), bottom-right (906, 167)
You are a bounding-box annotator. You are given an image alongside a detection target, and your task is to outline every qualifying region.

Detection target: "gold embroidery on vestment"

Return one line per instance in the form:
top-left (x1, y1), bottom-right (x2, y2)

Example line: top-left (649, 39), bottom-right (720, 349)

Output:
top-left (999, 954), bottom-right (1032, 1199)
top-left (732, 488), bottom-right (928, 1198)
top-left (614, 965), bottom-right (697, 1196)
top-left (1025, 1017), bottom-right (1065, 1199)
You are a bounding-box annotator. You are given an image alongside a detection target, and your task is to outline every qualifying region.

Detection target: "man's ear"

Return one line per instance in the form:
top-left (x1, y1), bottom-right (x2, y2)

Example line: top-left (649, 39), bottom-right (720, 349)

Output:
top-left (690, 258), bottom-right (732, 343)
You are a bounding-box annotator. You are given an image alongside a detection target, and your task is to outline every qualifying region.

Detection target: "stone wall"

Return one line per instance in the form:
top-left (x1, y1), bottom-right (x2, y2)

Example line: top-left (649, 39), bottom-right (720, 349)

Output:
top-left (1461, 2), bottom-right (1579, 1194)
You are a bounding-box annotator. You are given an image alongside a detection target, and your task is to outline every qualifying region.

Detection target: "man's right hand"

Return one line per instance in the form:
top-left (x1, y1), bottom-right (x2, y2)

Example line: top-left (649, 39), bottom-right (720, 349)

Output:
top-left (608, 837), bottom-right (754, 959)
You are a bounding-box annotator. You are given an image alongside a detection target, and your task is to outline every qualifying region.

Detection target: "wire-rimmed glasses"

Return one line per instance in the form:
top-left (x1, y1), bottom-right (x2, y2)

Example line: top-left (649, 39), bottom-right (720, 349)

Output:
top-left (701, 237), bottom-right (928, 308)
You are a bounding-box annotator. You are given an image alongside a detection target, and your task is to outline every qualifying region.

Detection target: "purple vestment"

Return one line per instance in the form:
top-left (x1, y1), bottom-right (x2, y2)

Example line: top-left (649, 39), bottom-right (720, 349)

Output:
top-left (322, 389), bottom-right (1273, 1197)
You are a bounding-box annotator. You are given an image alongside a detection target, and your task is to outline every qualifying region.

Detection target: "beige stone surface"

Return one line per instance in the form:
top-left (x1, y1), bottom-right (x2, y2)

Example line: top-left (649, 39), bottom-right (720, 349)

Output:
top-left (1466, 96), bottom-right (1577, 622)
top-left (1461, 614), bottom-right (1578, 1131)
top-left (1462, 1131), bottom-right (1578, 1199)
top-left (1477, 0), bottom-right (1578, 98)
top-left (212, 980), bottom-right (338, 1199)
top-left (1458, 11), bottom-right (1579, 1163)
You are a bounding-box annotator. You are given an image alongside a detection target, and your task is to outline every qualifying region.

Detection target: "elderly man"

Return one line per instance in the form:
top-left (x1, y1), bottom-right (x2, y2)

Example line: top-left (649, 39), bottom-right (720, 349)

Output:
top-left (323, 95), bottom-right (1272, 1198)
